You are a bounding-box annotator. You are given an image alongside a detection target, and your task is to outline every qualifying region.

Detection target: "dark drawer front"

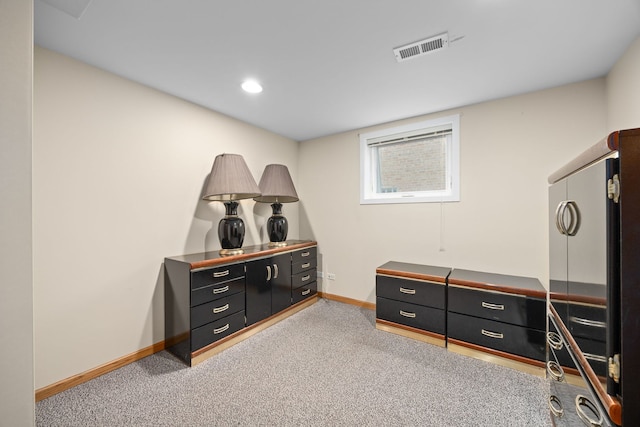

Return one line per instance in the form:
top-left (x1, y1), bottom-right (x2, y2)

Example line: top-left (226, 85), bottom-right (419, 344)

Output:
top-left (448, 286), bottom-right (545, 330)
top-left (191, 263), bottom-right (245, 290)
top-left (292, 247), bottom-right (317, 265)
top-left (292, 269), bottom-right (316, 290)
top-left (292, 282), bottom-right (317, 305)
top-left (376, 297), bottom-right (445, 335)
top-left (190, 310), bottom-right (245, 352)
top-left (448, 312), bottom-right (546, 361)
top-left (292, 257), bottom-right (317, 275)
top-left (376, 275), bottom-right (445, 309)
top-left (191, 276), bottom-right (245, 307)
top-left (552, 336), bottom-right (607, 378)
top-left (567, 303), bottom-right (606, 342)
top-left (191, 292), bottom-right (245, 329)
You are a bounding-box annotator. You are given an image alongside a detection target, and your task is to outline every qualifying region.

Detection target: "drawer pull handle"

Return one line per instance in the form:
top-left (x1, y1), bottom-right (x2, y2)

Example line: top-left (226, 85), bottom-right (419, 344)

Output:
top-left (266, 265), bottom-right (272, 281)
top-left (213, 270), bottom-right (230, 278)
top-left (583, 352), bottom-right (607, 363)
top-left (212, 304), bottom-right (229, 314)
top-left (213, 285), bottom-right (229, 294)
top-left (481, 329), bottom-right (503, 339)
top-left (301, 262), bottom-right (311, 268)
top-left (548, 395), bottom-right (564, 418)
top-left (301, 275), bottom-right (311, 282)
top-left (547, 332), bottom-right (563, 350)
top-left (399, 287), bottom-right (416, 295)
top-left (399, 310), bottom-right (416, 318)
top-left (302, 289), bottom-right (311, 296)
top-left (481, 302), bottom-right (504, 311)
top-left (301, 251), bottom-right (310, 257)
top-left (569, 316), bottom-right (606, 329)
top-left (547, 361), bottom-right (565, 382)
top-left (273, 263), bottom-right (279, 279)
top-left (213, 324), bottom-right (230, 334)
top-left (575, 395), bottom-right (603, 427)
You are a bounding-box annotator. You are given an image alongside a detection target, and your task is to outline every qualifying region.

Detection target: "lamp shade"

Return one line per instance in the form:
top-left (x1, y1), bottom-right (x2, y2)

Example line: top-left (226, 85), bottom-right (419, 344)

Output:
top-left (253, 164), bottom-right (299, 203)
top-left (203, 153), bottom-right (261, 201)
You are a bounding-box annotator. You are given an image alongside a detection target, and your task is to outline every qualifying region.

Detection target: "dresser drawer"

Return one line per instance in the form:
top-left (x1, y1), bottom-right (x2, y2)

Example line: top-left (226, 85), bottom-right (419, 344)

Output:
top-left (190, 310), bottom-right (245, 352)
top-left (376, 275), bottom-right (445, 310)
top-left (191, 263), bottom-right (245, 290)
top-left (191, 276), bottom-right (245, 307)
top-left (448, 286), bottom-right (545, 330)
top-left (292, 282), bottom-right (317, 304)
top-left (191, 292), bottom-right (245, 329)
top-left (448, 312), bottom-right (546, 361)
top-left (376, 297), bottom-right (445, 335)
top-left (292, 246), bottom-right (317, 265)
top-left (292, 269), bottom-right (316, 289)
top-left (567, 303), bottom-right (606, 342)
top-left (292, 257), bottom-right (317, 275)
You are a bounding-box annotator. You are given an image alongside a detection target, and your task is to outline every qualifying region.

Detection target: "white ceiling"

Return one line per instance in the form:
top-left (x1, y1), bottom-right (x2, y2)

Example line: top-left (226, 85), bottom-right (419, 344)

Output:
top-left (34, 0), bottom-right (640, 141)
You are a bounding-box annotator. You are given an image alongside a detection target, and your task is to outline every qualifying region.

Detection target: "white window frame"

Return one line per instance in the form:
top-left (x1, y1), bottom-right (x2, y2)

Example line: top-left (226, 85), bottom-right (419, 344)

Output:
top-left (359, 114), bottom-right (460, 205)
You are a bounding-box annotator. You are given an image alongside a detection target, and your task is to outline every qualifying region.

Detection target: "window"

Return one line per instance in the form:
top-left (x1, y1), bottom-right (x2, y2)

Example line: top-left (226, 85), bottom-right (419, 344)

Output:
top-left (360, 115), bottom-right (460, 204)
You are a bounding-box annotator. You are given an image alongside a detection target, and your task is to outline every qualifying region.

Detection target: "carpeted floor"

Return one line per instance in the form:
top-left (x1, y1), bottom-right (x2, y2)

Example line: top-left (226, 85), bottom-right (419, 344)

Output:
top-left (36, 299), bottom-right (552, 426)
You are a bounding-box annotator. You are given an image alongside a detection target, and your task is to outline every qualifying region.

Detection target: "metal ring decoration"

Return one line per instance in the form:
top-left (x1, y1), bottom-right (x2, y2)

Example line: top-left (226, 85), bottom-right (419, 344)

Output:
top-left (547, 331), bottom-right (563, 350)
top-left (547, 360), bottom-right (565, 382)
top-left (548, 395), bottom-right (564, 418)
top-left (575, 394), bottom-right (603, 427)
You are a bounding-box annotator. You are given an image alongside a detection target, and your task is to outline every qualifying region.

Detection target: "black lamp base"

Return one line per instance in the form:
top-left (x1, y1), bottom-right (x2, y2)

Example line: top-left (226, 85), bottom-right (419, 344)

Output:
top-left (267, 203), bottom-right (288, 247)
top-left (218, 201), bottom-right (245, 255)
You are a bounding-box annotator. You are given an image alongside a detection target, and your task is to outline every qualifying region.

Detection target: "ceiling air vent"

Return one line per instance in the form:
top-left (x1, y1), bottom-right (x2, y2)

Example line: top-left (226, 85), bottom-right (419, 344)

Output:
top-left (393, 33), bottom-right (449, 62)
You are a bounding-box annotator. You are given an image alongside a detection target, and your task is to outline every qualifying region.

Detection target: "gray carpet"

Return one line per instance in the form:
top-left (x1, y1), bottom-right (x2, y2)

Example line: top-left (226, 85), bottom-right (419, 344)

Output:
top-left (37, 299), bottom-right (552, 426)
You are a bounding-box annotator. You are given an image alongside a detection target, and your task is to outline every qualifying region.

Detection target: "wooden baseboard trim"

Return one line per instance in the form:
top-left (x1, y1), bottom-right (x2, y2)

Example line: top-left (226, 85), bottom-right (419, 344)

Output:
top-left (35, 340), bottom-right (166, 402)
top-left (36, 296), bottom-right (321, 400)
top-left (35, 293), bottom-right (376, 401)
top-left (318, 291), bottom-right (375, 310)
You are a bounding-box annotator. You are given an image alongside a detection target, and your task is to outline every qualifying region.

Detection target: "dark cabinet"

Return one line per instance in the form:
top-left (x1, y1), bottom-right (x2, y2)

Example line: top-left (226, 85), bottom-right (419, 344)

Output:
top-left (375, 262), bottom-right (450, 346)
top-left (246, 252), bottom-right (292, 326)
top-left (447, 269), bottom-right (547, 365)
top-left (165, 240), bottom-right (317, 366)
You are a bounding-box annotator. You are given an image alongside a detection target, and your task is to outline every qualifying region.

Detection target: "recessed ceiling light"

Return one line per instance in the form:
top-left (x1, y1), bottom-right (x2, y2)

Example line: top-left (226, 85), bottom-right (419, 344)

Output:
top-left (241, 80), bottom-right (263, 94)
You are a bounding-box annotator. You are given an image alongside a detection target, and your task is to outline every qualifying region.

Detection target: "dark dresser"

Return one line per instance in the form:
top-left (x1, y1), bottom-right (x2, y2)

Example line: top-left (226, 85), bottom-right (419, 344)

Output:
top-left (447, 269), bottom-right (547, 374)
top-left (165, 240), bottom-right (317, 365)
top-left (375, 261), bottom-right (451, 347)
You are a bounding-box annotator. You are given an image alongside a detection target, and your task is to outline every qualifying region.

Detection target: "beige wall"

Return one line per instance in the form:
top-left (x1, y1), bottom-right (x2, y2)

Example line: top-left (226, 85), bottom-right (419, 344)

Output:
top-left (0, 1), bottom-right (34, 425)
top-left (299, 79), bottom-right (607, 303)
top-left (33, 47), bottom-right (300, 389)
top-left (607, 36), bottom-right (640, 132)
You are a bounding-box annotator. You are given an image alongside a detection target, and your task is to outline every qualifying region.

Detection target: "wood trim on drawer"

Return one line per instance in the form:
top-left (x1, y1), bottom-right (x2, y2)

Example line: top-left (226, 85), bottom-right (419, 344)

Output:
top-left (191, 296), bottom-right (318, 365)
top-left (376, 269), bottom-right (447, 284)
top-left (447, 279), bottom-right (546, 299)
top-left (447, 339), bottom-right (545, 377)
top-left (375, 319), bottom-right (446, 347)
top-left (189, 241), bottom-right (317, 270)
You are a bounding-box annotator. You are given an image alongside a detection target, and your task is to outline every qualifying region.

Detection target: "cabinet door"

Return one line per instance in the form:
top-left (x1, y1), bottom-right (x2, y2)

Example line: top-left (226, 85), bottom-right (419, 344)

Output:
top-left (549, 179), bottom-right (568, 322)
top-left (245, 258), bottom-right (271, 326)
top-left (271, 252), bottom-right (292, 314)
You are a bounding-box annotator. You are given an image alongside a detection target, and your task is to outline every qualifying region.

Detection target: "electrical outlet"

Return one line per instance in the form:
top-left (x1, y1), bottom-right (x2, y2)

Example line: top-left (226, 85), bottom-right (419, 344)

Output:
top-left (317, 271), bottom-right (324, 279)
top-left (327, 273), bottom-right (336, 280)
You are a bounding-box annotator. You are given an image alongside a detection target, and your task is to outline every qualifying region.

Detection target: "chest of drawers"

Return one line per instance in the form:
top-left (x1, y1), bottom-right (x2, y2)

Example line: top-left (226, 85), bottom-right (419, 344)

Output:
top-left (165, 240), bottom-right (318, 366)
top-left (447, 269), bottom-right (547, 373)
top-left (291, 246), bottom-right (318, 304)
top-left (375, 262), bottom-right (451, 347)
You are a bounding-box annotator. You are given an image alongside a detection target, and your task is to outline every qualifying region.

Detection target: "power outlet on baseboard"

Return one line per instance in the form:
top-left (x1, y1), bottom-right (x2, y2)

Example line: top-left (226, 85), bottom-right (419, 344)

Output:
top-left (327, 273), bottom-right (336, 280)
